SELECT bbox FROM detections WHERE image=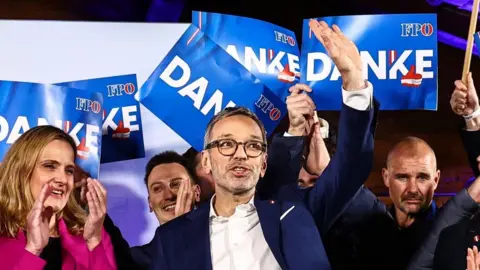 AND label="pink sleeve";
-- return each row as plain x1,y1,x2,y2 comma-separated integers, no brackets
0,237,46,270
88,227,117,270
